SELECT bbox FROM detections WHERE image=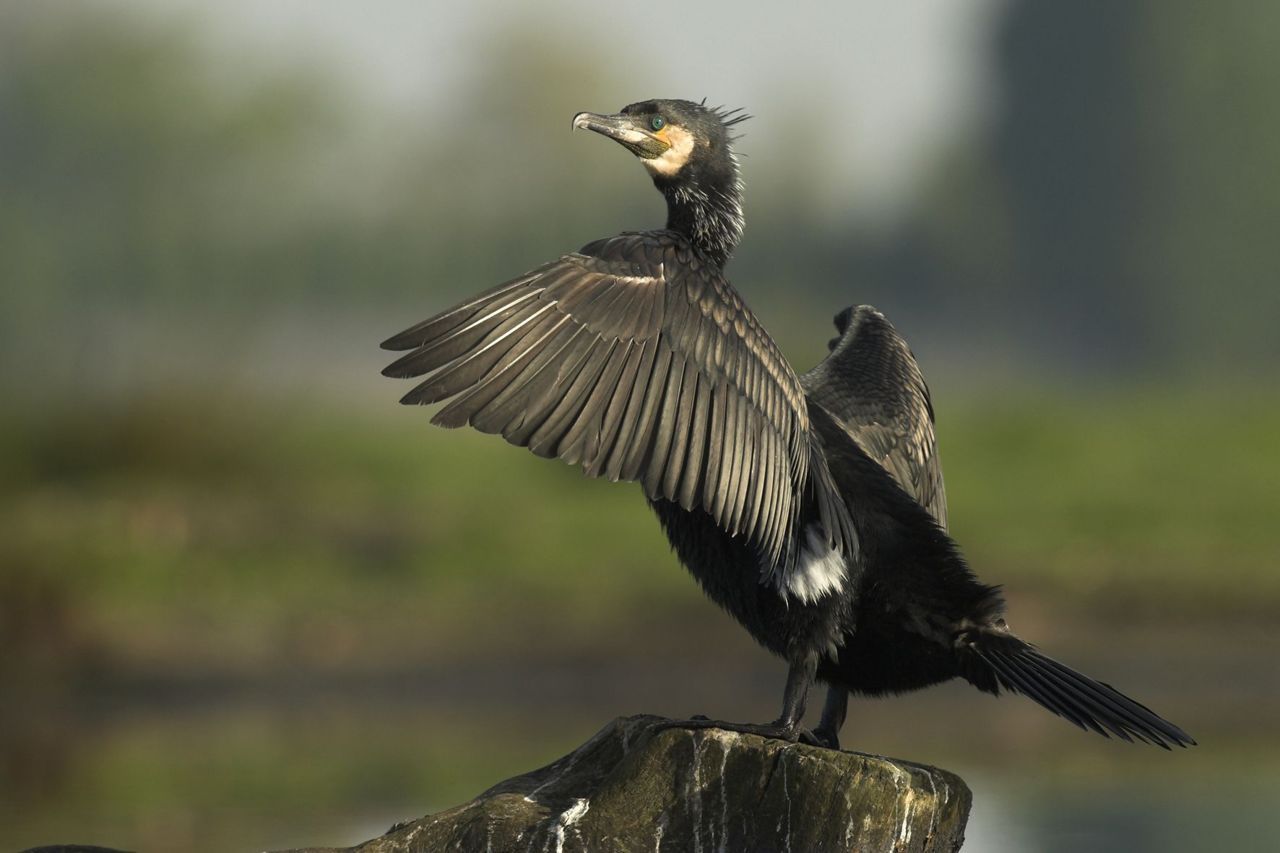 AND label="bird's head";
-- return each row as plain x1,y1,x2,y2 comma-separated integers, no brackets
572,98,749,268
572,98,747,185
